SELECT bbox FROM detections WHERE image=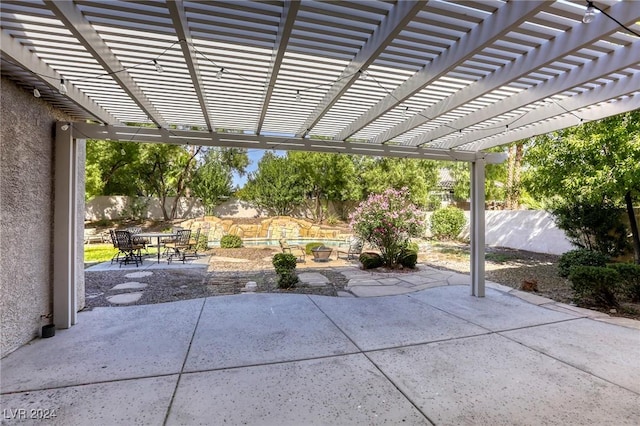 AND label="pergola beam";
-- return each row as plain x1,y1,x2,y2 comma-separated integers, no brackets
456,71,640,150
470,93,640,151
0,30,119,125
295,0,426,137
375,0,640,146
167,0,214,132
335,1,547,141
429,38,640,149
71,122,506,163
45,0,168,128
257,1,300,135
